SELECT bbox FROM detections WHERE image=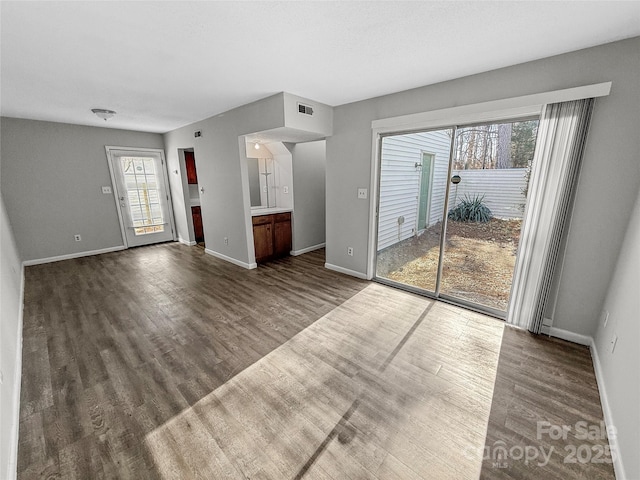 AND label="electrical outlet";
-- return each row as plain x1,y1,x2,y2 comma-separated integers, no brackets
101,186,112,194
347,247,353,256
610,334,618,353
74,234,82,242
283,186,289,194
357,188,368,199
603,310,610,328
224,237,229,245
